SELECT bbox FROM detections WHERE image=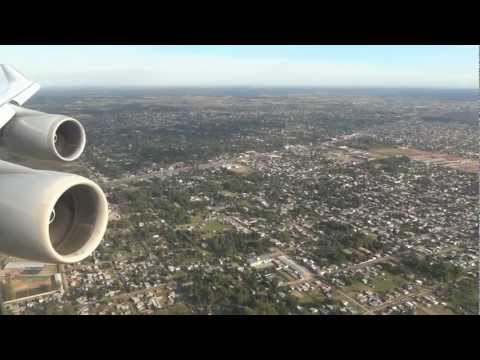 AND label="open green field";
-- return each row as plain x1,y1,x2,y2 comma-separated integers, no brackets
156,303,192,315
176,213,204,231
190,214,203,225
200,219,232,238
342,280,370,297
443,277,478,315
293,290,327,305
176,211,216,230
415,304,455,315
343,272,408,297
370,274,407,294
